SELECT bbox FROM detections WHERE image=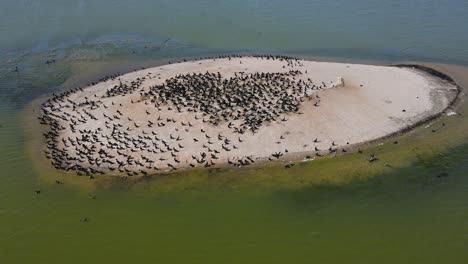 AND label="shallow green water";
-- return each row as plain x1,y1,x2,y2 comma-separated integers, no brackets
2,109,468,263
1,1,468,263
